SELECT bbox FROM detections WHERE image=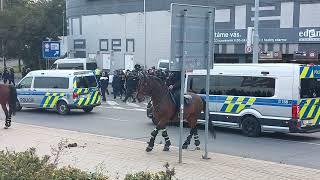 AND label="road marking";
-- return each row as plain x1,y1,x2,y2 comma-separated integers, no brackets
126,102,140,108
106,101,119,106
97,106,146,112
